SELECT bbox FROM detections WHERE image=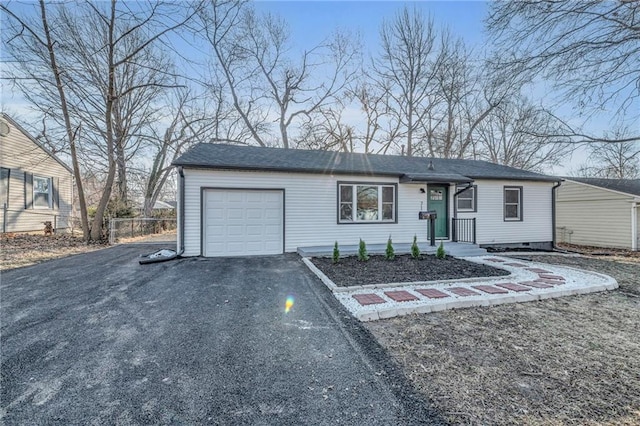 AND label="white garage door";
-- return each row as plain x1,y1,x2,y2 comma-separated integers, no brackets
203,189,284,257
